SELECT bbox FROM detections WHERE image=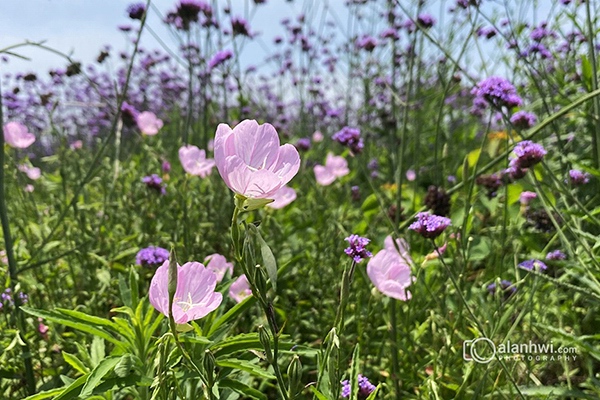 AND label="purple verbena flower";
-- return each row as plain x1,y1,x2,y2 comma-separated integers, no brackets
471,76,523,109
121,101,139,128
356,35,377,52
510,111,537,130
231,17,252,36
546,250,566,260
416,14,436,29
511,141,546,169
568,169,590,186
409,212,451,239
344,235,372,263
126,2,146,20
341,374,377,399
518,259,548,272
332,126,364,154
295,137,311,151
208,50,233,70
142,174,167,195
136,246,170,267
